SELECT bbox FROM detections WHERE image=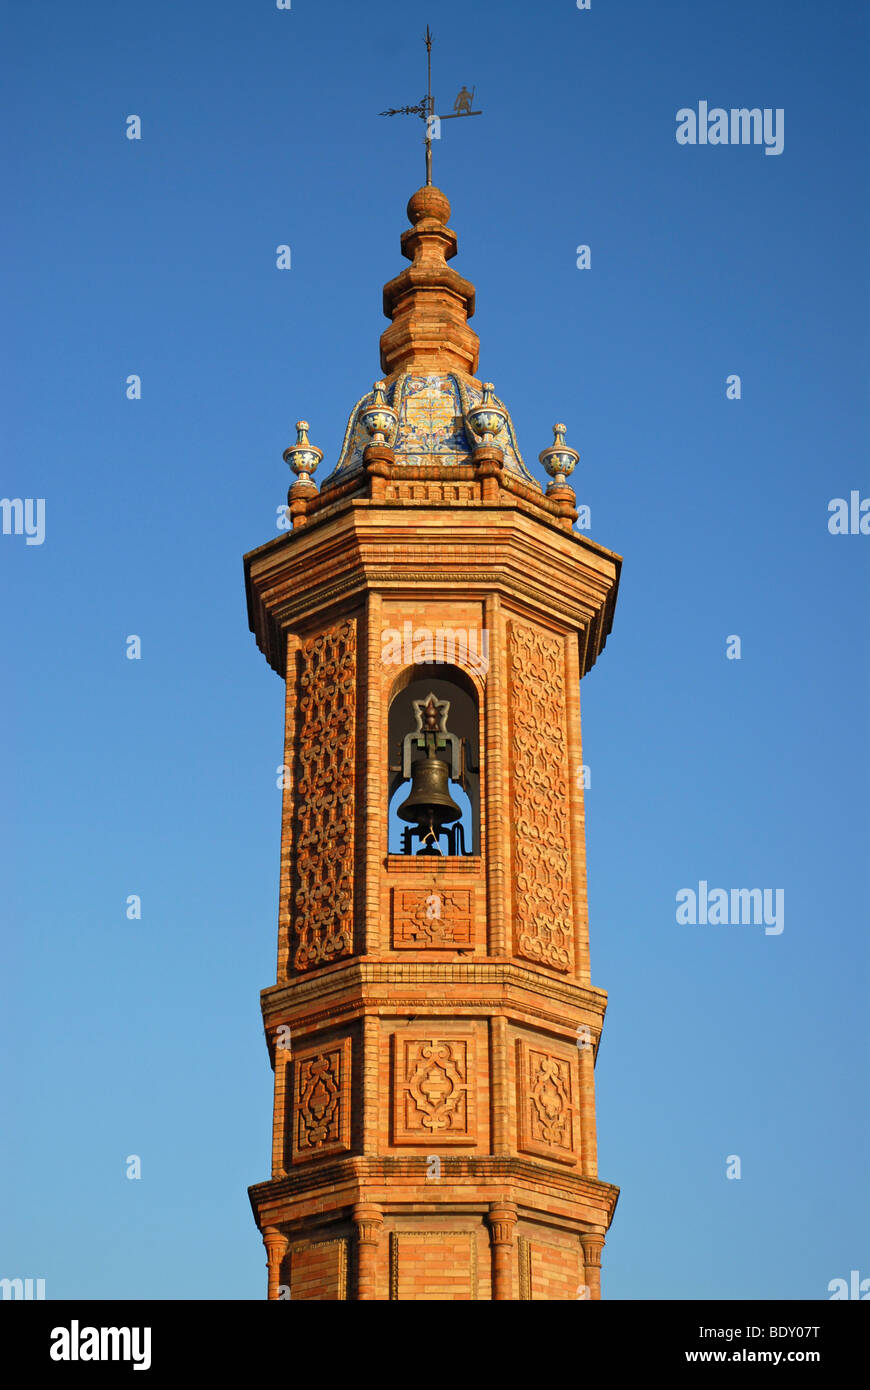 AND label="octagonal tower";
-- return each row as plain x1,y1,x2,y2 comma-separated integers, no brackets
245,186,621,1301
